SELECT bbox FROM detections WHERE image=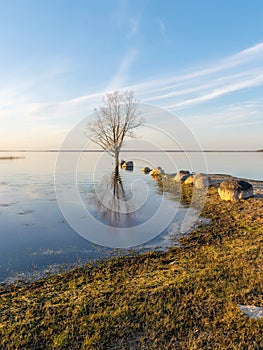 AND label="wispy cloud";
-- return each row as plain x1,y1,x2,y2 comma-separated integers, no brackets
128,41,263,112
113,0,141,37
1,41,263,148
126,41,263,98
3,41,263,121
106,48,139,90
164,72,263,110
183,99,263,131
